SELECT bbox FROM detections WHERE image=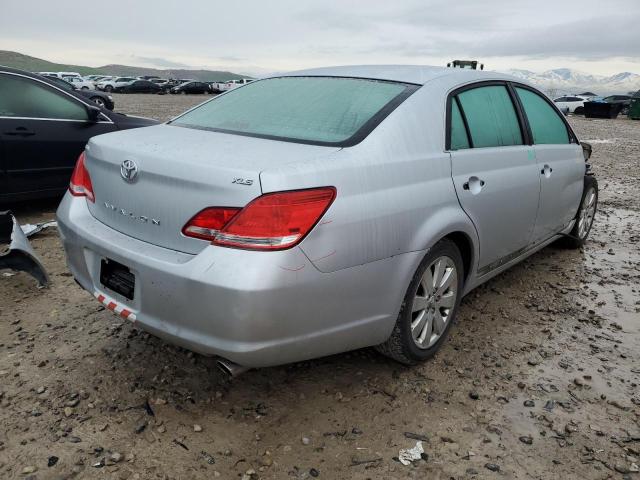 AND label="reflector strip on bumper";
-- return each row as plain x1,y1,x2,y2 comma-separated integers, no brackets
94,292,137,321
